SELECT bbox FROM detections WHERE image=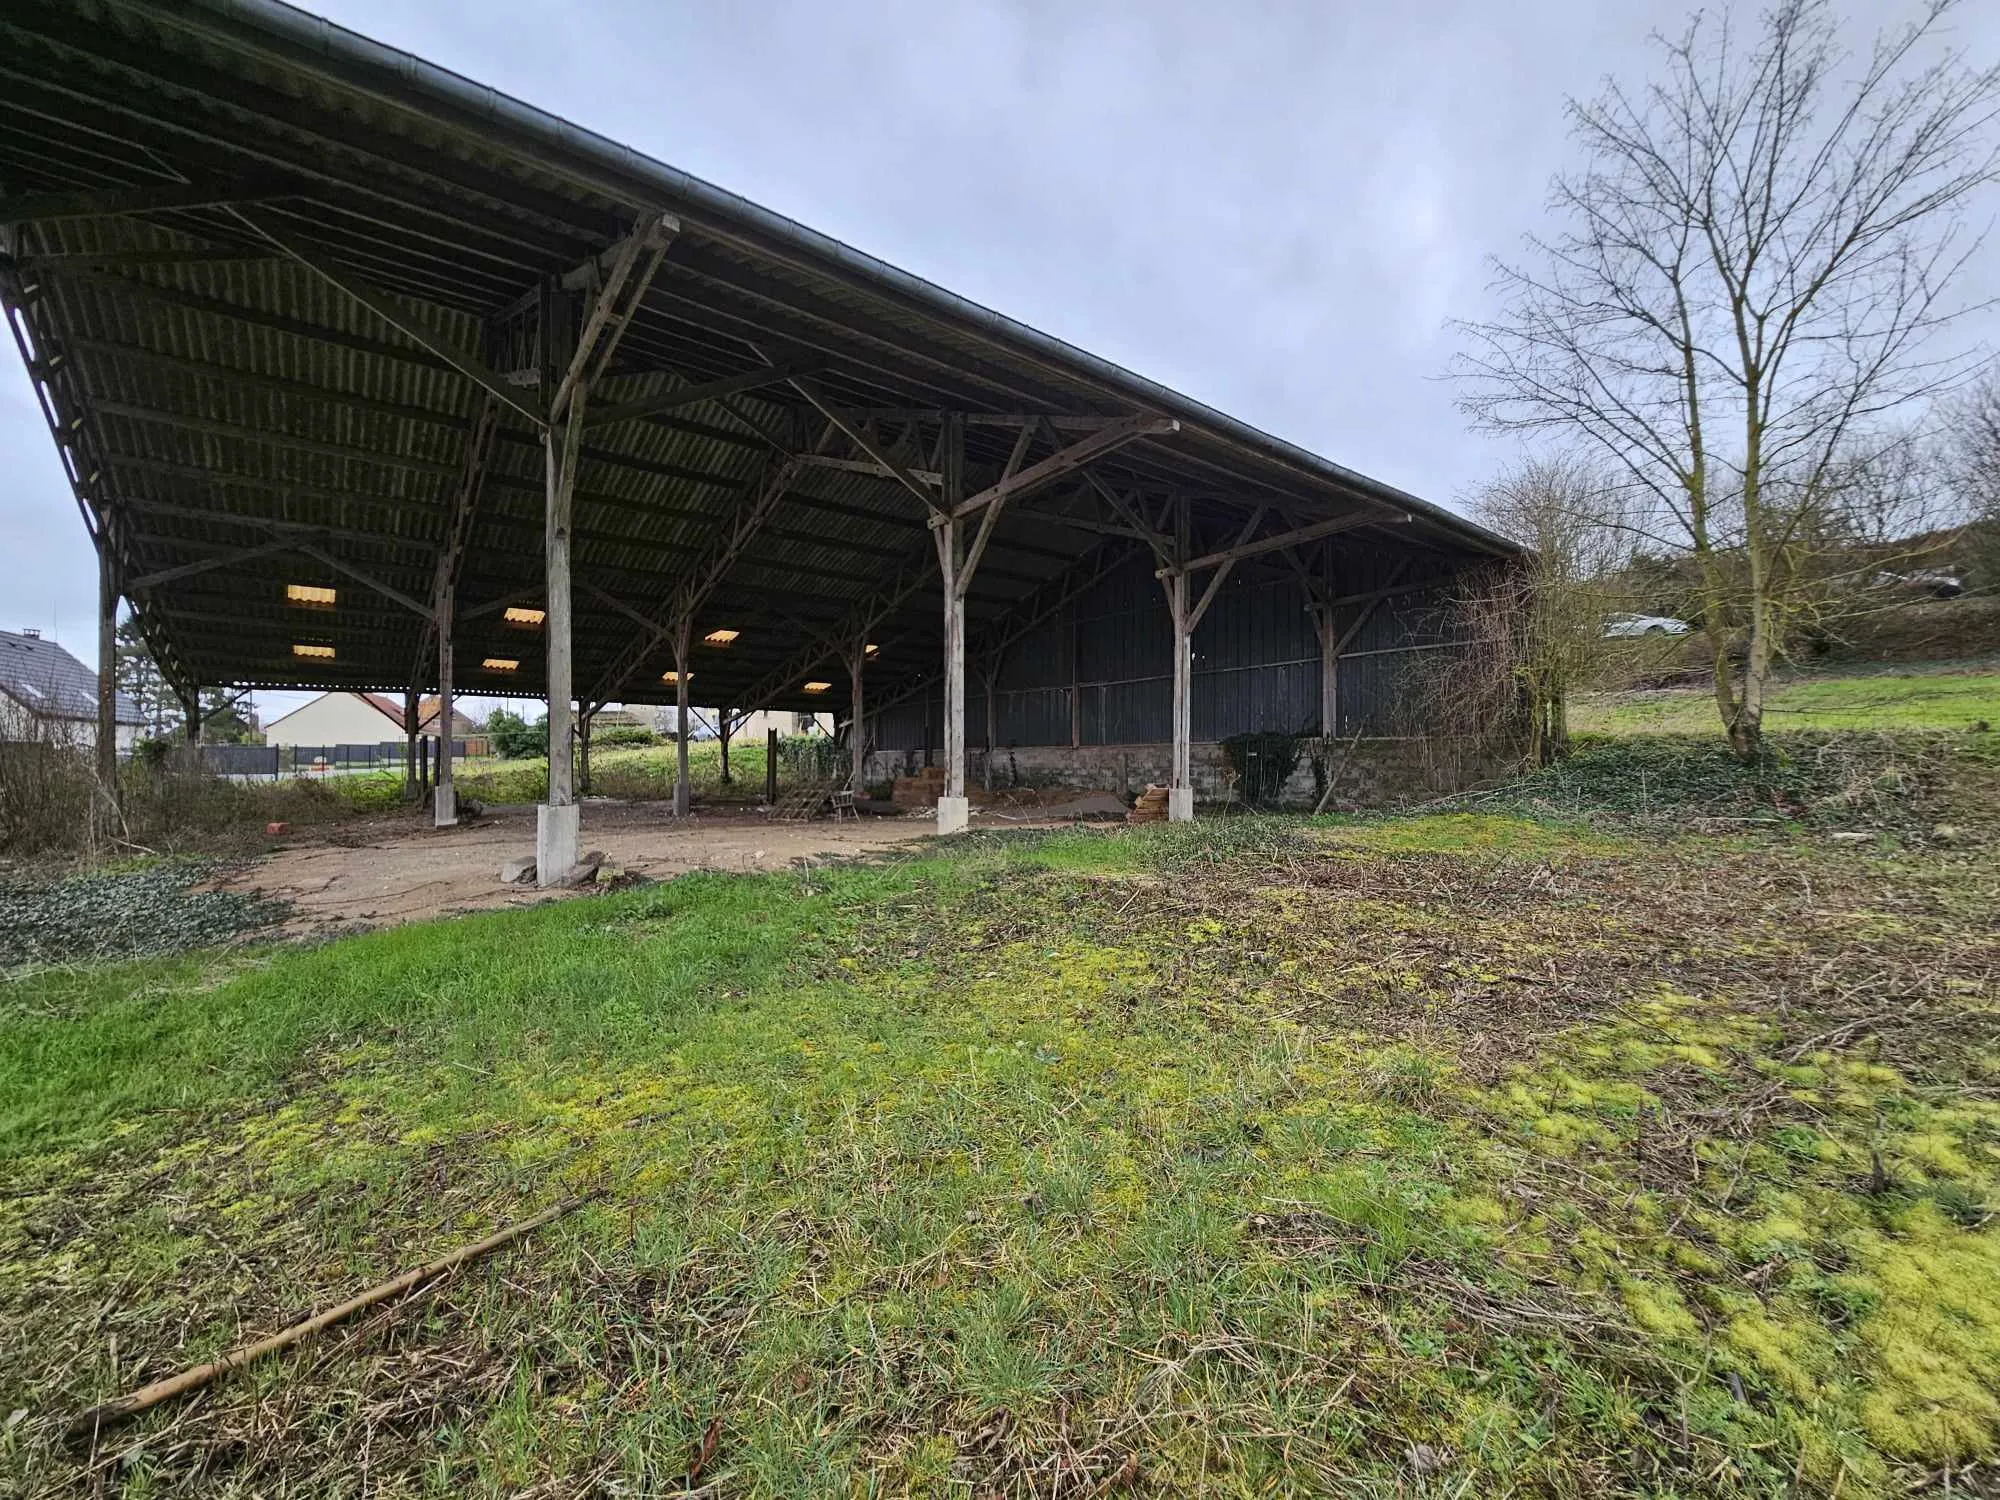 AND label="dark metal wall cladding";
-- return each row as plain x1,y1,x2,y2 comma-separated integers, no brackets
870,553,1469,750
